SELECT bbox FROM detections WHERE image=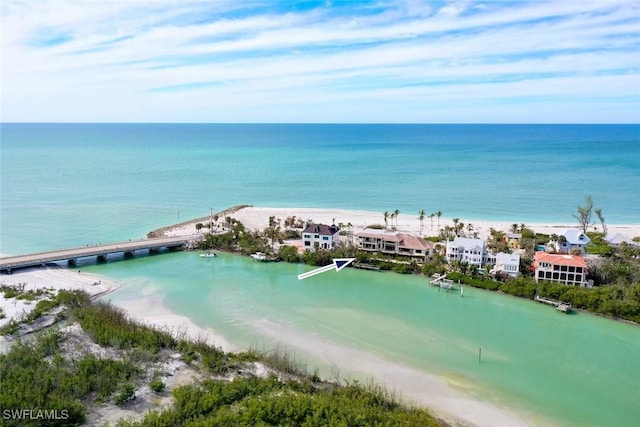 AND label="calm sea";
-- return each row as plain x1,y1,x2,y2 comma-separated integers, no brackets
1,123,638,253
1,124,640,426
